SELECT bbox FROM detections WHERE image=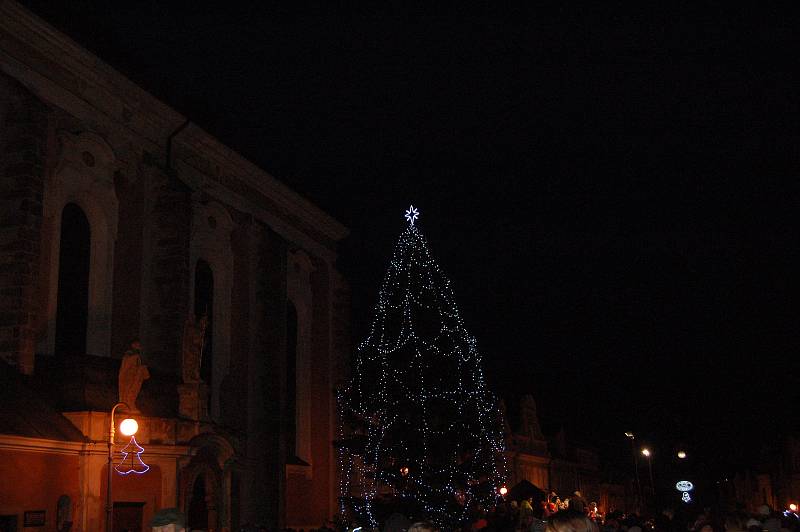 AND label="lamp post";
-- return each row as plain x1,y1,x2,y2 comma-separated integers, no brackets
641,447,655,506
625,432,643,511
106,402,138,532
